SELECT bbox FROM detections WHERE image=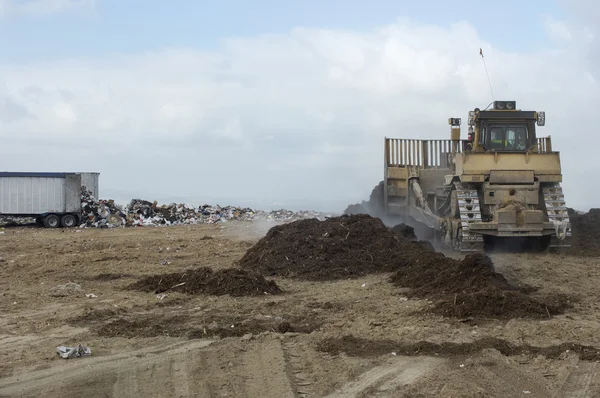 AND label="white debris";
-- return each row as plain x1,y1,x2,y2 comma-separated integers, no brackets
57,344,92,359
